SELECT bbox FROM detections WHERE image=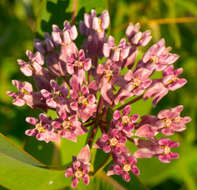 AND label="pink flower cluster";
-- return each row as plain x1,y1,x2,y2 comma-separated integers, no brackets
8,9,191,188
